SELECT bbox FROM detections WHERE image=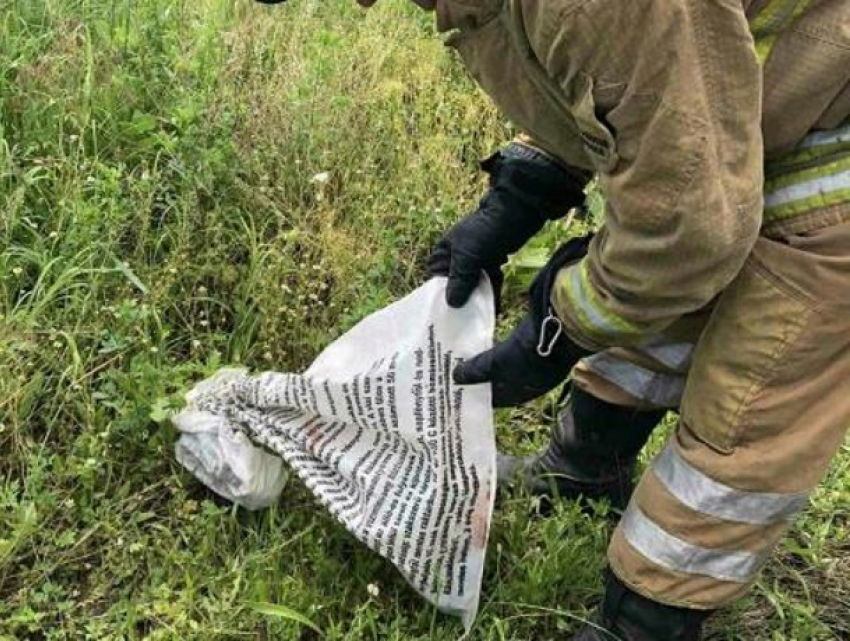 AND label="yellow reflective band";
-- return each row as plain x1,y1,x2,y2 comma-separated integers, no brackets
765,154,850,193
766,123,850,180
764,186,850,221
562,260,643,342
749,0,813,66
764,156,850,221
